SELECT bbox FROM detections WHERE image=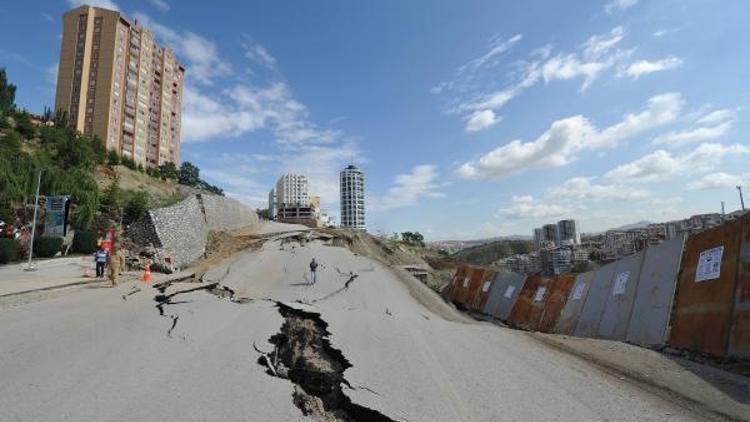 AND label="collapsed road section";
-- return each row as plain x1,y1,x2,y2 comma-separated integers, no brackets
256,302,397,422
